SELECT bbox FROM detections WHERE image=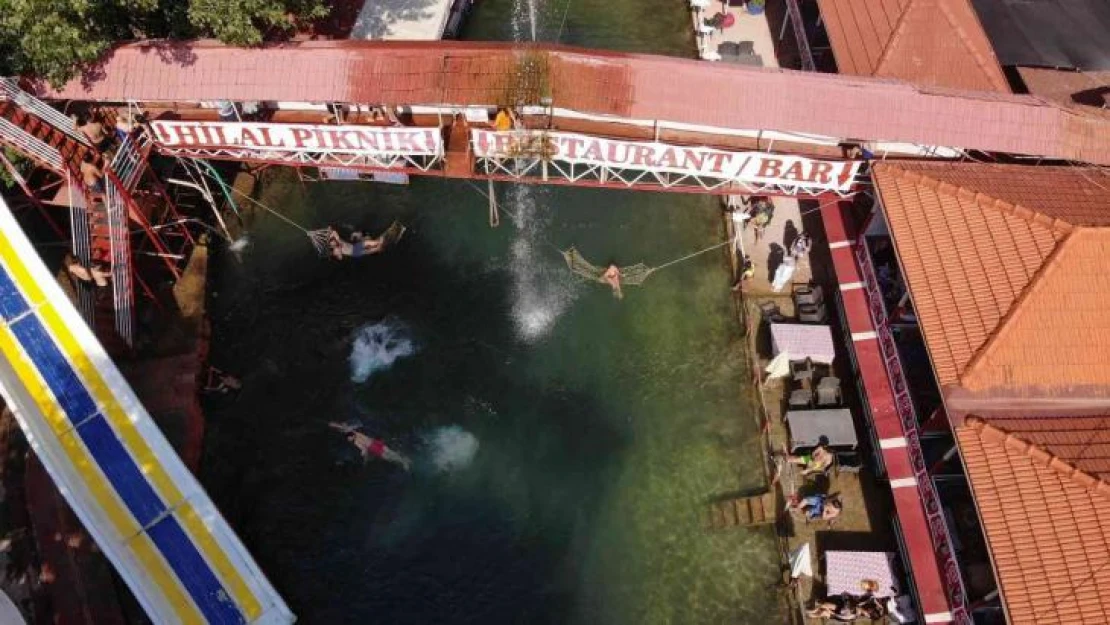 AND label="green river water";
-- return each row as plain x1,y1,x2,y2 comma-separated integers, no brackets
201,1,788,623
